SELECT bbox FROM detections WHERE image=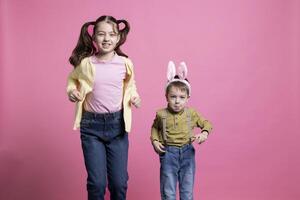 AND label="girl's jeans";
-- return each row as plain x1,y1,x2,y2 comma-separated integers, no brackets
160,144,195,200
80,110,128,200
